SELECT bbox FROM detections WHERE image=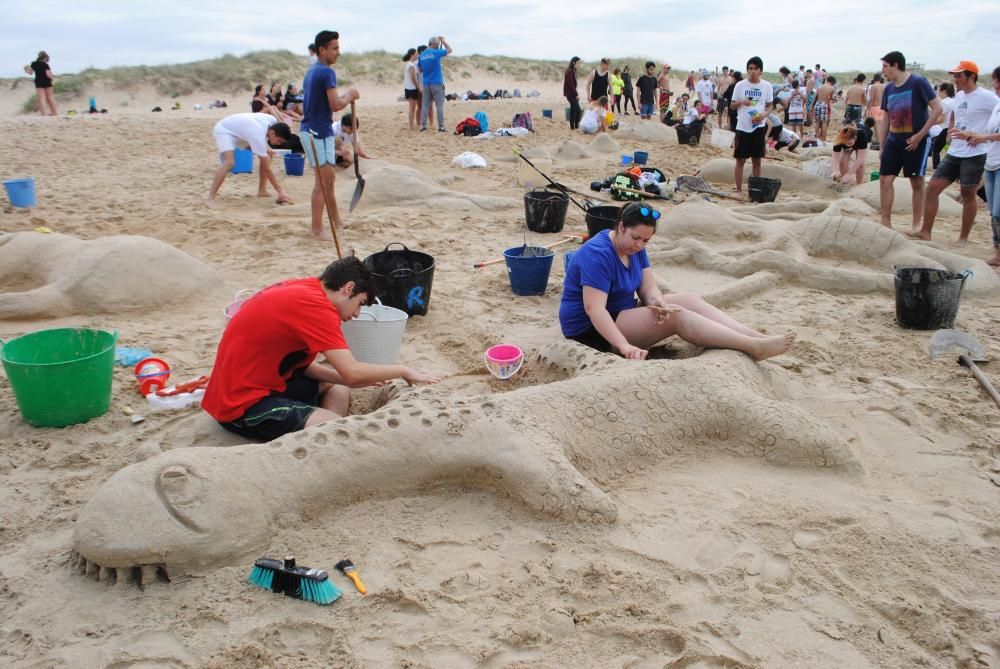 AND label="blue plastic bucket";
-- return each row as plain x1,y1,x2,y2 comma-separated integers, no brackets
621,155,634,166
3,178,36,208
504,246,554,296
230,148,253,174
284,153,304,176
633,151,649,165
542,109,553,119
